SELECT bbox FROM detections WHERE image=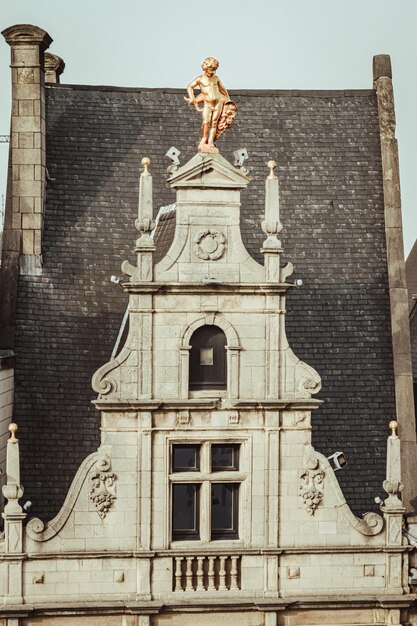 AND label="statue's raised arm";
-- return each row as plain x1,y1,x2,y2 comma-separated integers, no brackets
184,57,237,152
